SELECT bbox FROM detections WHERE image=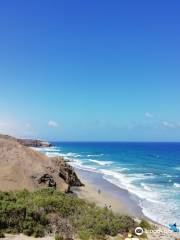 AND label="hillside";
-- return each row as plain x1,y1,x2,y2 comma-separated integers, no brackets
0,134,158,240
0,134,82,192
0,188,140,239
